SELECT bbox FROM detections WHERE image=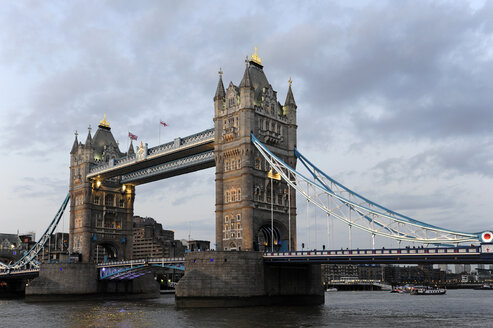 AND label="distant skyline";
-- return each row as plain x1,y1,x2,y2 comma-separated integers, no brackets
1,1,493,249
